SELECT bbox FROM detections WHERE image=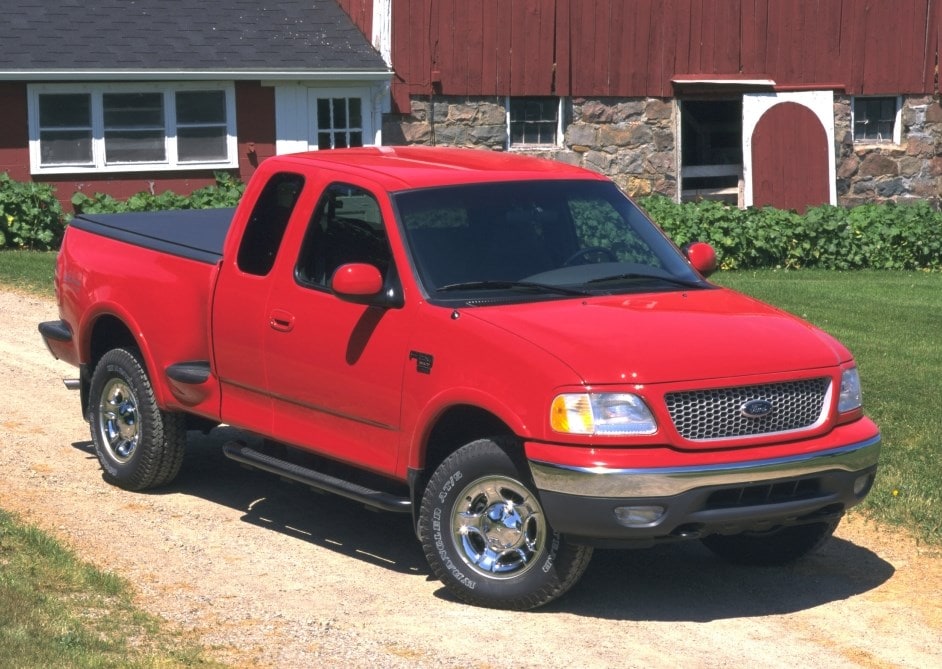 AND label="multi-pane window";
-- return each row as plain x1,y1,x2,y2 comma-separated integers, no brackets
103,93,166,163
29,84,236,173
315,97,364,149
853,96,899,143
176,90,229,162
509,97,560,147
38,94,93,166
